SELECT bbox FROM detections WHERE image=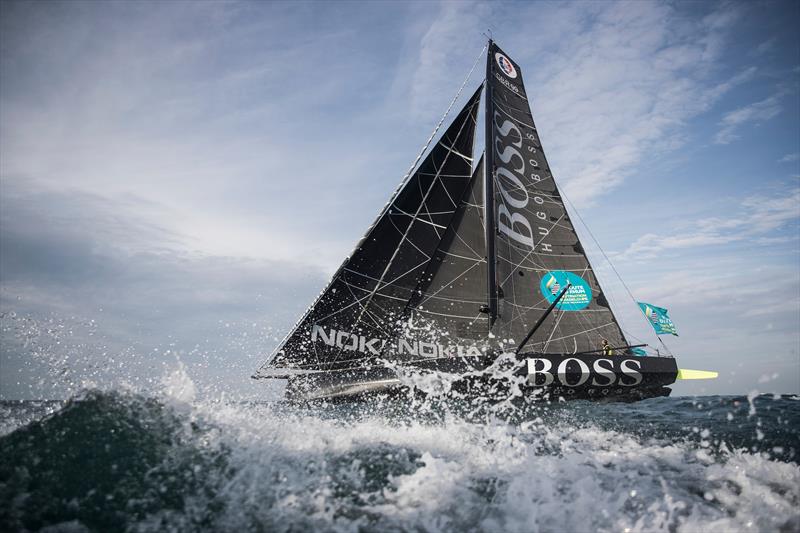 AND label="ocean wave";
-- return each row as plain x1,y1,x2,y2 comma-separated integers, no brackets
1,374,798,532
